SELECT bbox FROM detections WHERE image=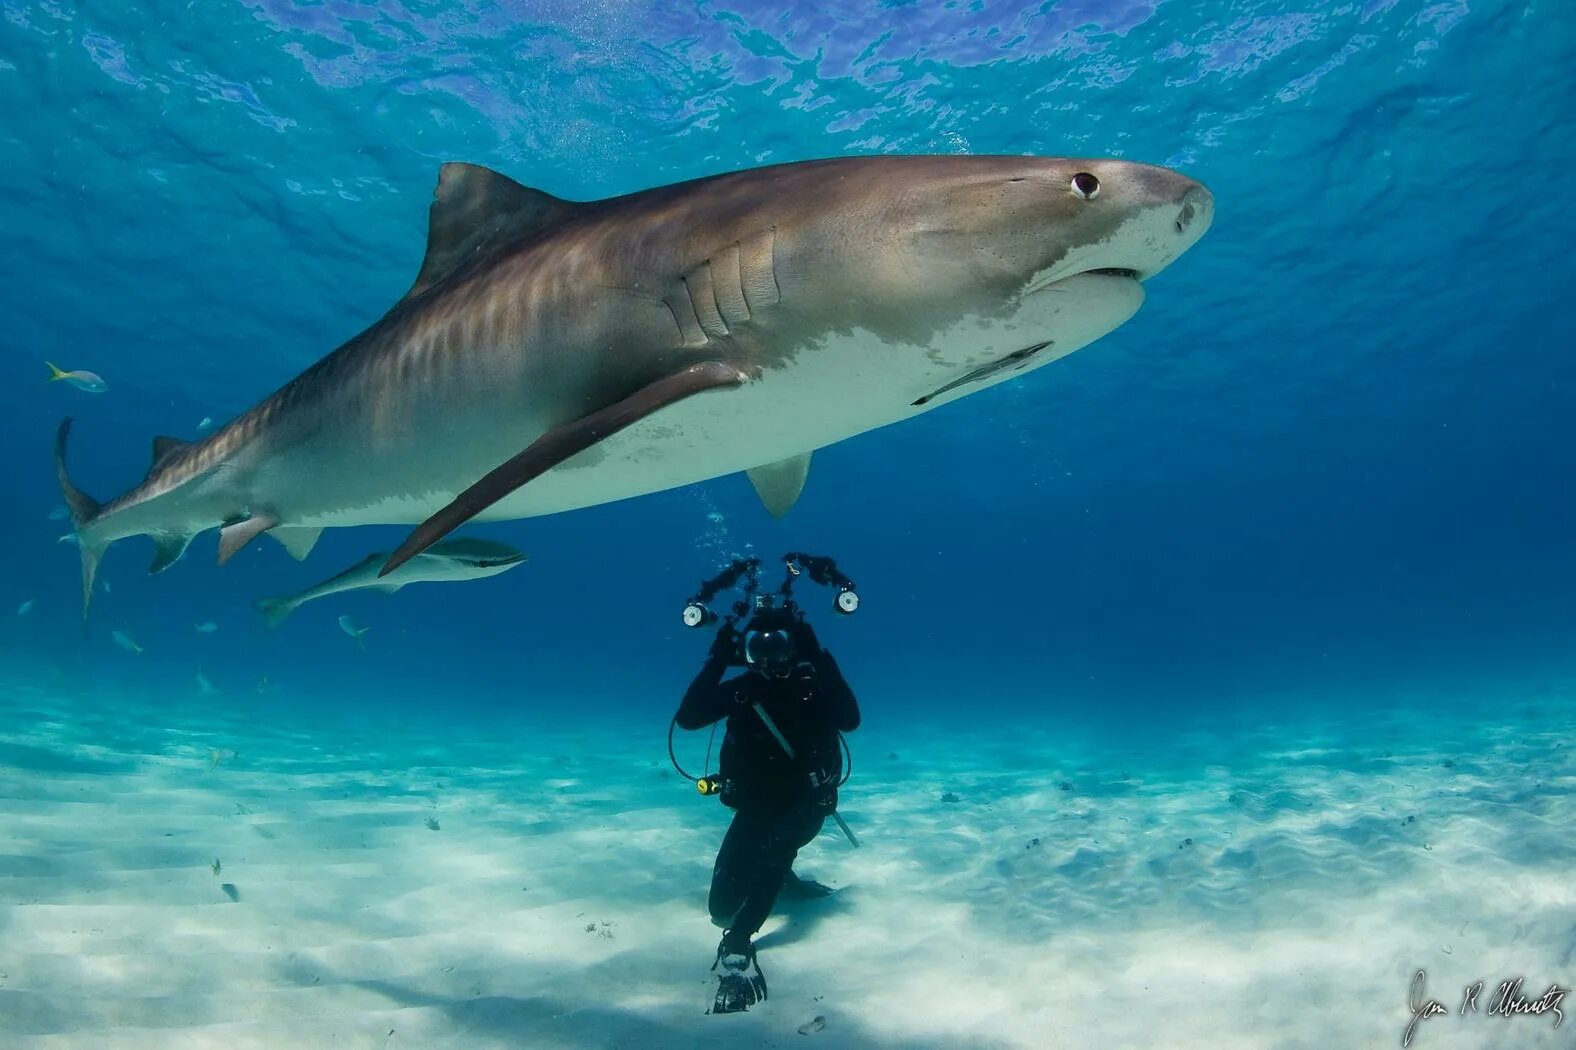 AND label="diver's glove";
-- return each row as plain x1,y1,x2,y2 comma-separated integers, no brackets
708,623,740,664
710,934,768,1014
